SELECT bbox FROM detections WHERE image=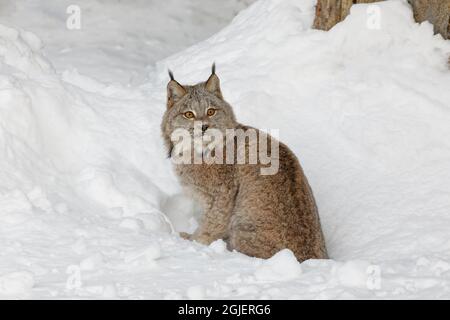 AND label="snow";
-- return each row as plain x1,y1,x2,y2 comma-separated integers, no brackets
254,249,302,281
0,0,449,299
0,271,35,298
0,0,254,84
186,285,206,300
